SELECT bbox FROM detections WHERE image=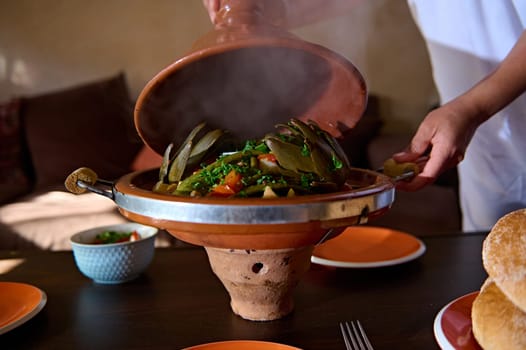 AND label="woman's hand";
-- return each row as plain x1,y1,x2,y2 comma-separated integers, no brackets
202,0,220,24
392,97,482,191
201,0,361,28
394,30,526,191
